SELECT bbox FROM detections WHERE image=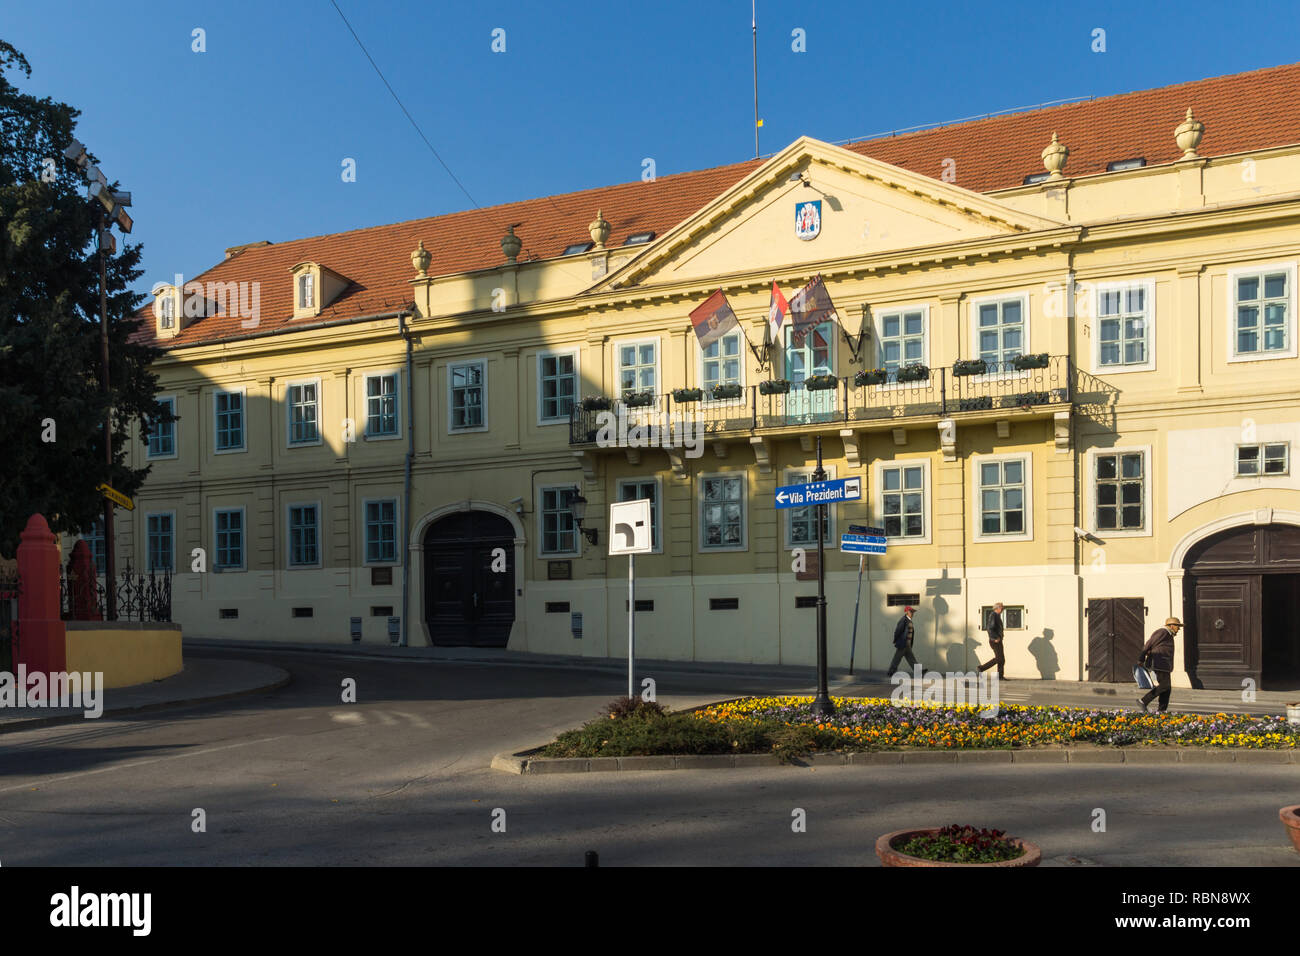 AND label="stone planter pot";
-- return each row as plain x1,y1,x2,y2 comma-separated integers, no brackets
875,827,1041,868
1286,702,1300,726
1281,806,1300,853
